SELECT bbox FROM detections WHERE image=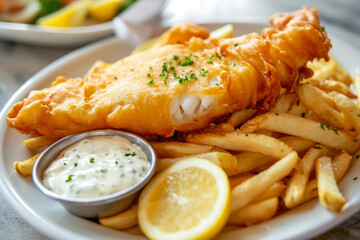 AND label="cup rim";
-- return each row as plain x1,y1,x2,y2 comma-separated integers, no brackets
32,129,157,204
